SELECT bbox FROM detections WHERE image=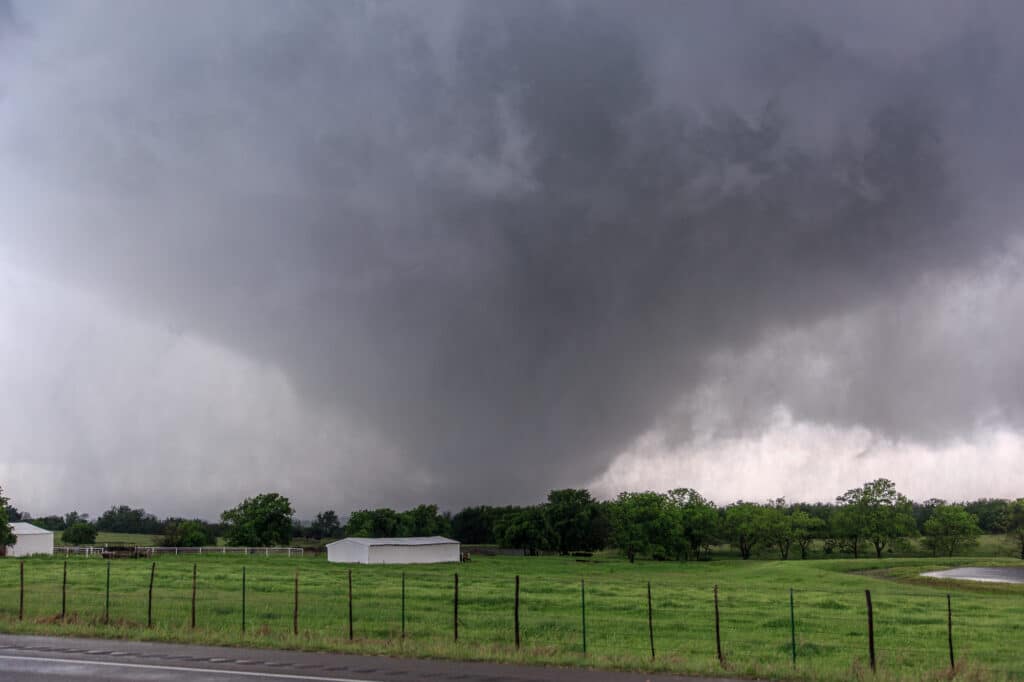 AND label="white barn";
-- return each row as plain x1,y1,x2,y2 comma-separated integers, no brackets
5,522,55,557
327,536,460,564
